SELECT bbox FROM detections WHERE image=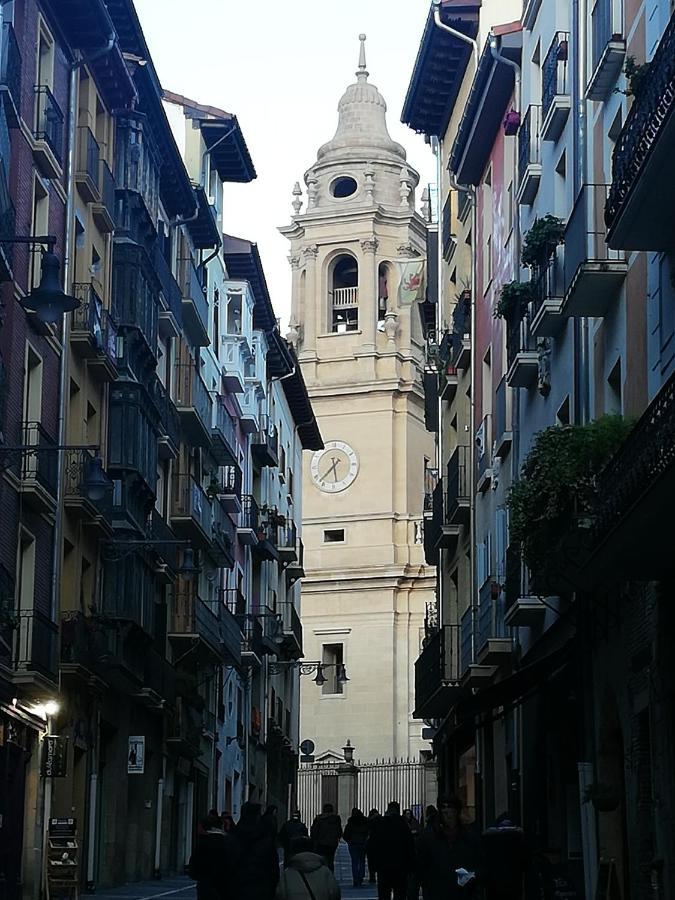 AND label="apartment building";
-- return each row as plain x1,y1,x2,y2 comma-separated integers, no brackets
0,1,320,895
404,0,675,896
